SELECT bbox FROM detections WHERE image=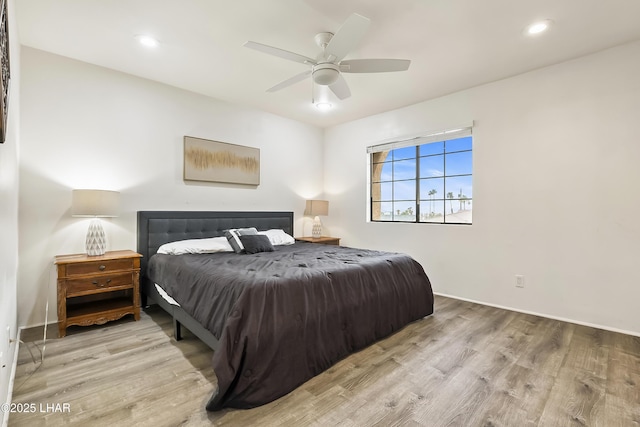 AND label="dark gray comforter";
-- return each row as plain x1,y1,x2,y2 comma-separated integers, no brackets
147,242,433,410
